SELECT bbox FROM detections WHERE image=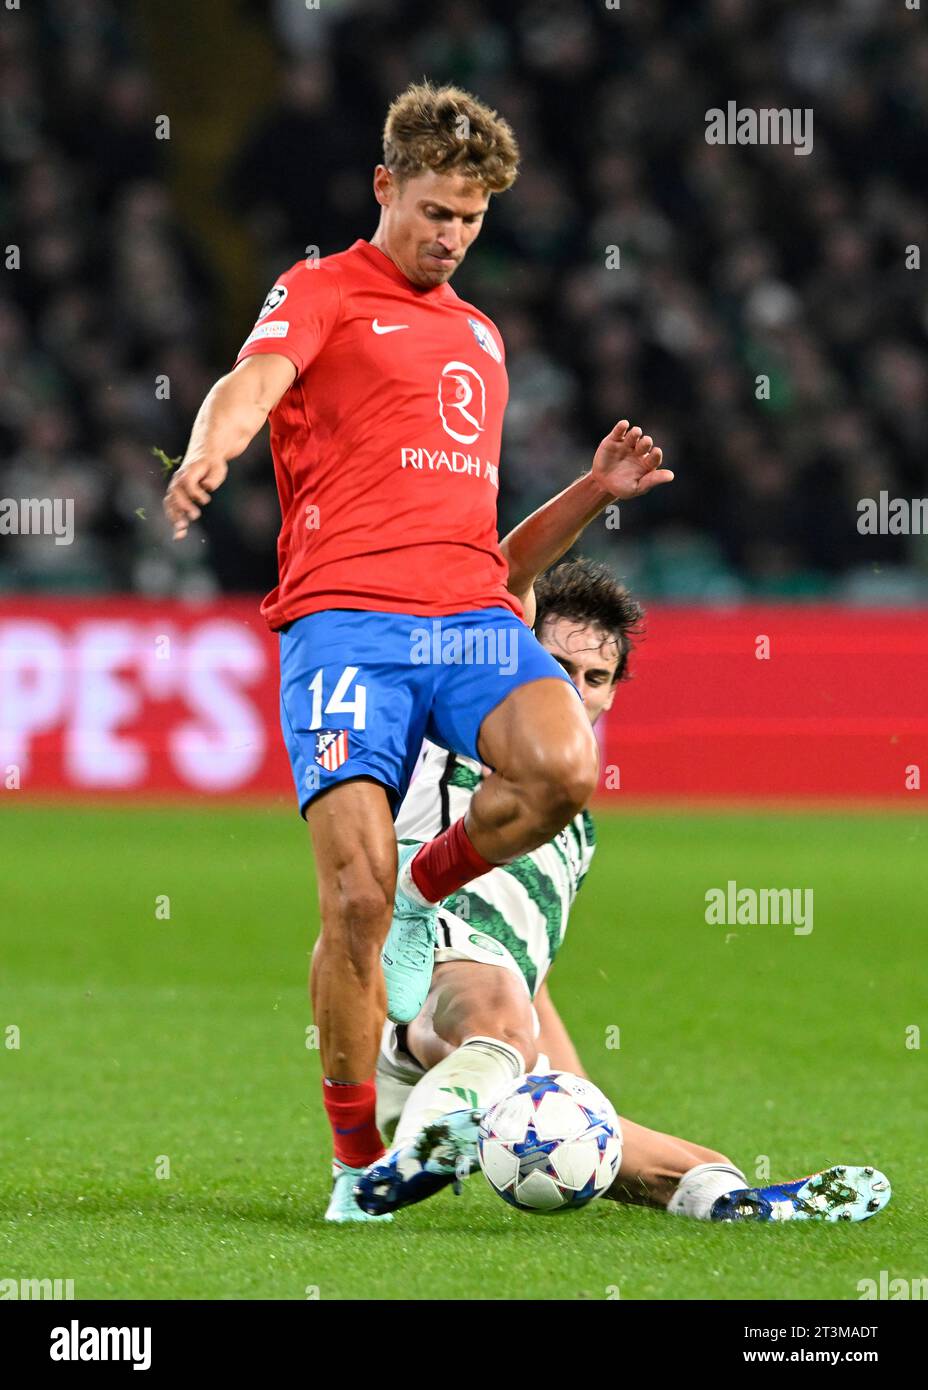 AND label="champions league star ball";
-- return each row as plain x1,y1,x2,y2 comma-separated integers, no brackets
477,1072,623,1213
